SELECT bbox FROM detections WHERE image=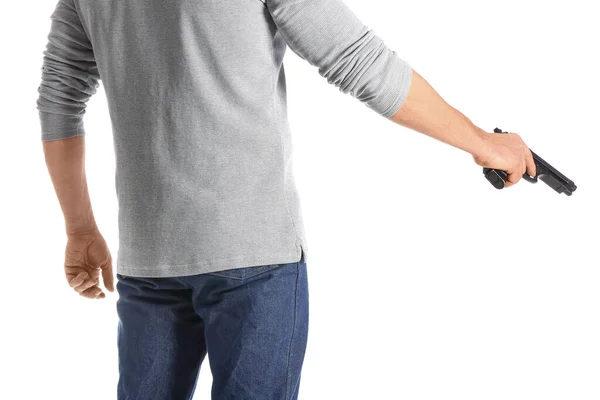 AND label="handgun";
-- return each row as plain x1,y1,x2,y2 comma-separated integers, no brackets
482,128,577,196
